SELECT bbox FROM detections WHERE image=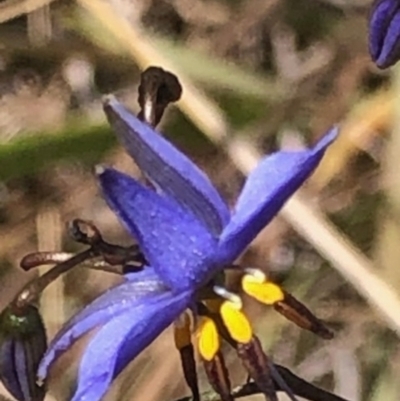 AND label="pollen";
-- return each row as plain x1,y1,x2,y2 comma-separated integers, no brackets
242,274,284,305
220,301,253,344
196,317,220,361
